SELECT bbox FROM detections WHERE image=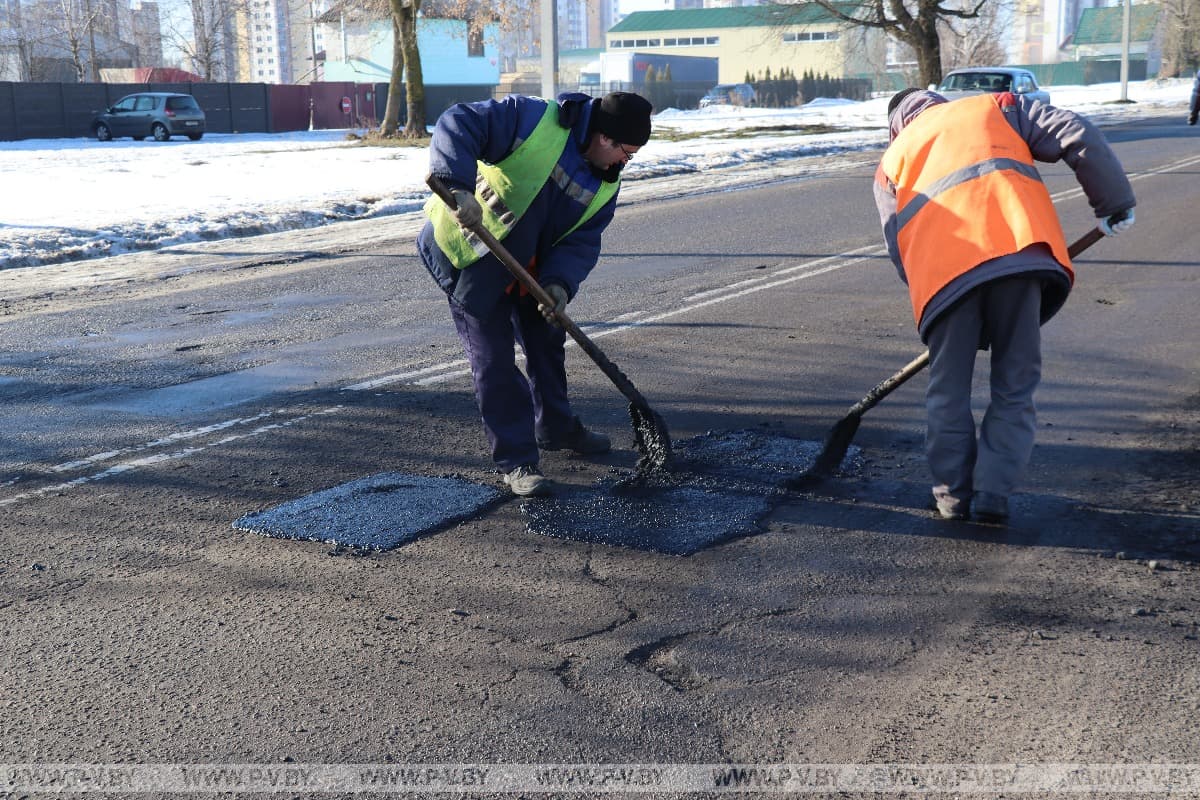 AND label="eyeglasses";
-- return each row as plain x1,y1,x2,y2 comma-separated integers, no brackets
612,139,636,161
